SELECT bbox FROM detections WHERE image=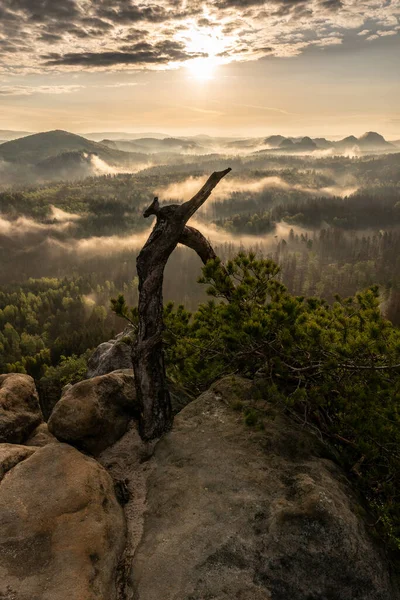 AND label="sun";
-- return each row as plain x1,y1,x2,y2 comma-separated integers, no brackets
180,23,227,81
186,56,219,81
